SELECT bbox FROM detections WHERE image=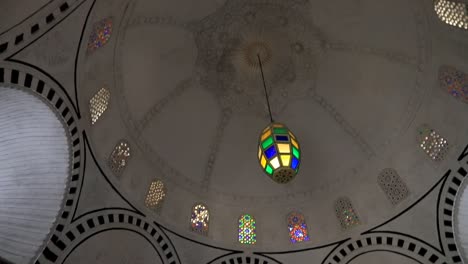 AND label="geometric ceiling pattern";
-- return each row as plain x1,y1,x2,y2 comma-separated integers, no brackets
0,0,468,263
